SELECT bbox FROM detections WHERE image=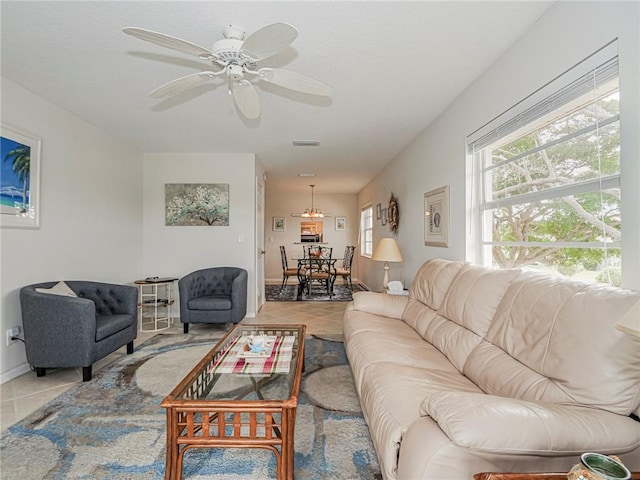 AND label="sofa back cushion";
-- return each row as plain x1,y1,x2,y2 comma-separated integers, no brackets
464,271,640,415
423,265,520,372
409,259,467,310
404,260,520,372
403,260,467,337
